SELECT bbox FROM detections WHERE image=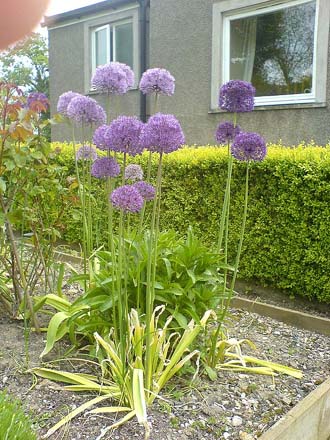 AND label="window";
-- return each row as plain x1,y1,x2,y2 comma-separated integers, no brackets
92,19,134,72
84,5,139,91
211,0,330,108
